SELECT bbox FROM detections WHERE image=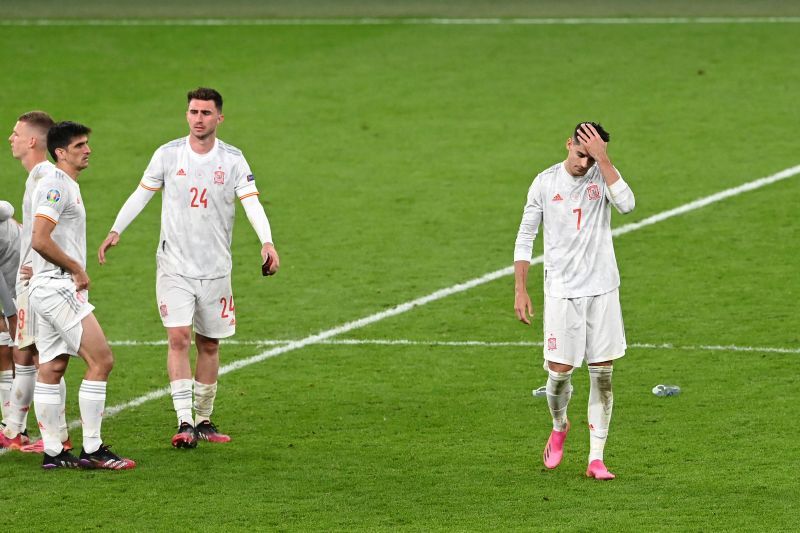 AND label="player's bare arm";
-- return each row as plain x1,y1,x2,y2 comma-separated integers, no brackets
514,260,534,325
577,123,620,187
98,231,120,264
31,216,89,290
